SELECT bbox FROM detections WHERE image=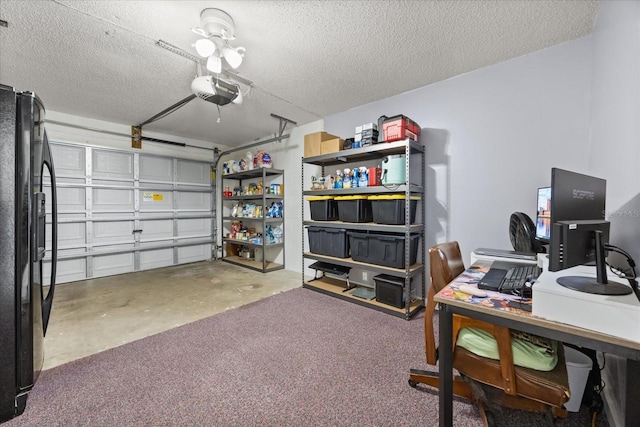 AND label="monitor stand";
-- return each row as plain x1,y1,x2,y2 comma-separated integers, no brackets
557,231,632,295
